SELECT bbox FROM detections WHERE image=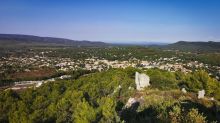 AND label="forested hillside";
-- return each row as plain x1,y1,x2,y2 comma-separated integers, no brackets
0,34,109,47
1,68,220,123
164,41,220,52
